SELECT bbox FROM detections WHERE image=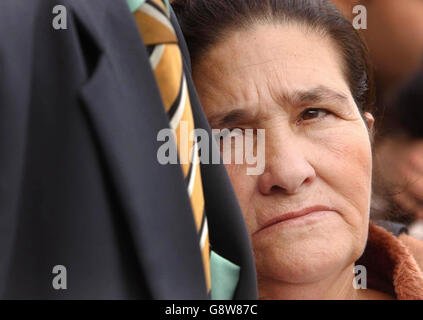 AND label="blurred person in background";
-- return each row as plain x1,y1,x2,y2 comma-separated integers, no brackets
381,69,423,239
330,0,423,237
